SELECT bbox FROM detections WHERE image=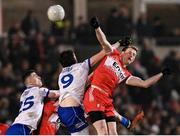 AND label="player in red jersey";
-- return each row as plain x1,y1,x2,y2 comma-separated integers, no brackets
0,123,9,135
33,99,59,135
83,17,171,135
